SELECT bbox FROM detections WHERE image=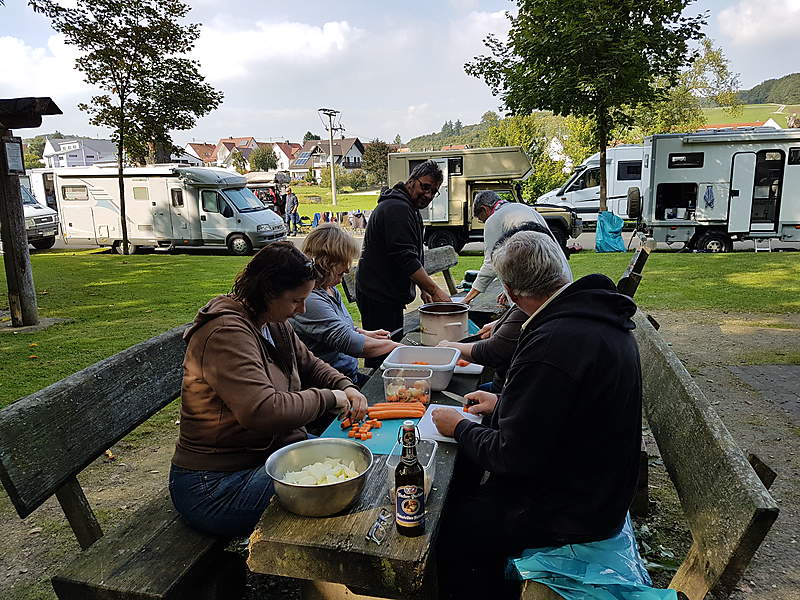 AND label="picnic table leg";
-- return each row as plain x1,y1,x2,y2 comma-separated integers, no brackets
443,268,458,296
520,580,566,600
302,581,389,600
